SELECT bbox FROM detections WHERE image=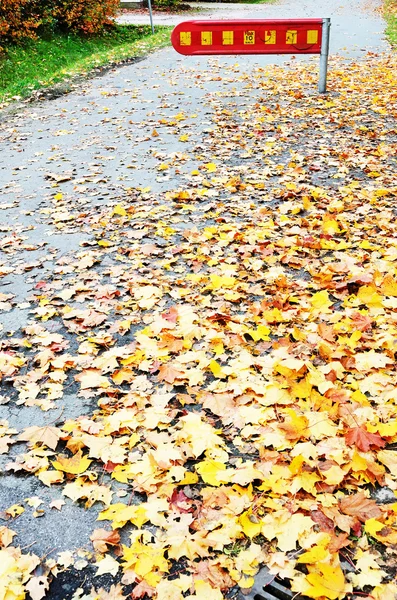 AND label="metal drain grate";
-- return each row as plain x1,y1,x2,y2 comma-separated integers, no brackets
238,566,307,600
